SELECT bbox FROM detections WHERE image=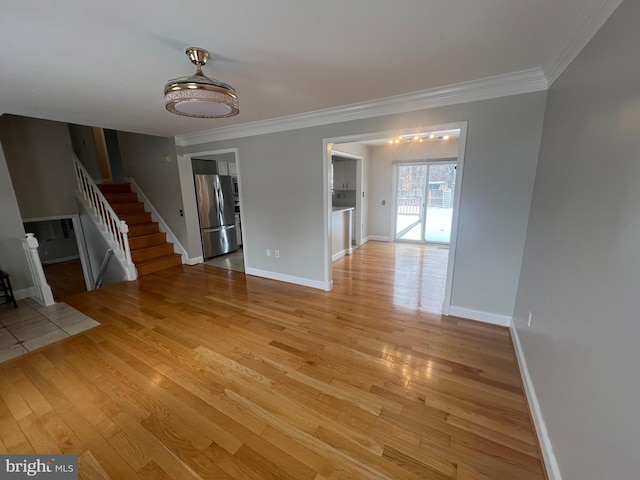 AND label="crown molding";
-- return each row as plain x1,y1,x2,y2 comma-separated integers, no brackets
175,68,548,146
544,0,623,86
